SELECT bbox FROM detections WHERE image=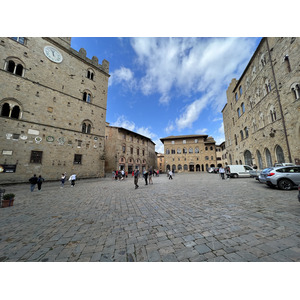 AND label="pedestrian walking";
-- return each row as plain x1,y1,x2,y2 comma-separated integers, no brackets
225,166,230,180
219,166,225,180
143,169,148,185
169,170,173,180
37,175,45,190
112,170,115,180
29,174,38,192
134,168,139,189
69,174,76,187
61,173,66,187
149,168,153,184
